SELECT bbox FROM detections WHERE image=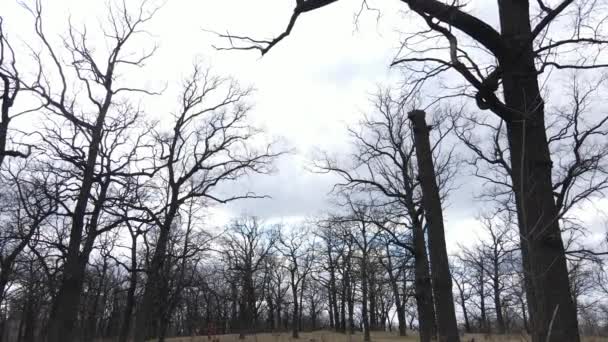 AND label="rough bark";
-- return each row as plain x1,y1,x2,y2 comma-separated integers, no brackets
413,223,437,342
409,110,460,342
497,2,580,341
